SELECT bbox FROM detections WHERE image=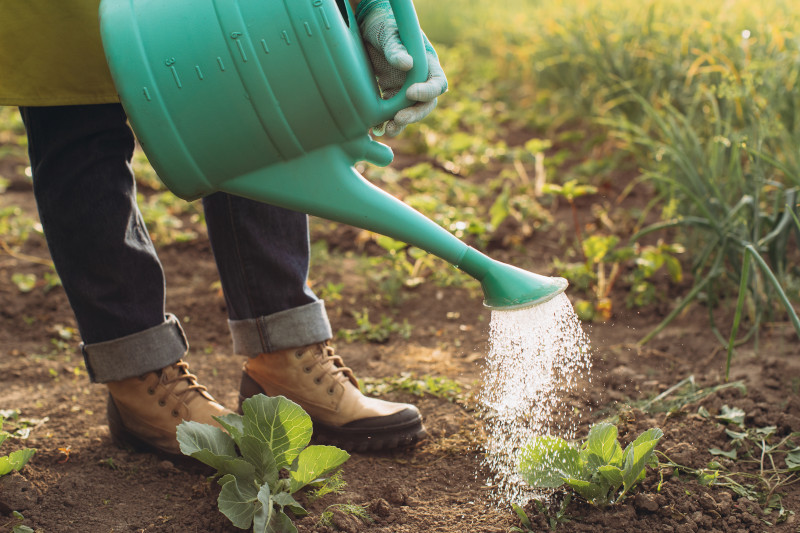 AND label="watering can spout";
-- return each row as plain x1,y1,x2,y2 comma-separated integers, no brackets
219,143,567,311
456,248,569,310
